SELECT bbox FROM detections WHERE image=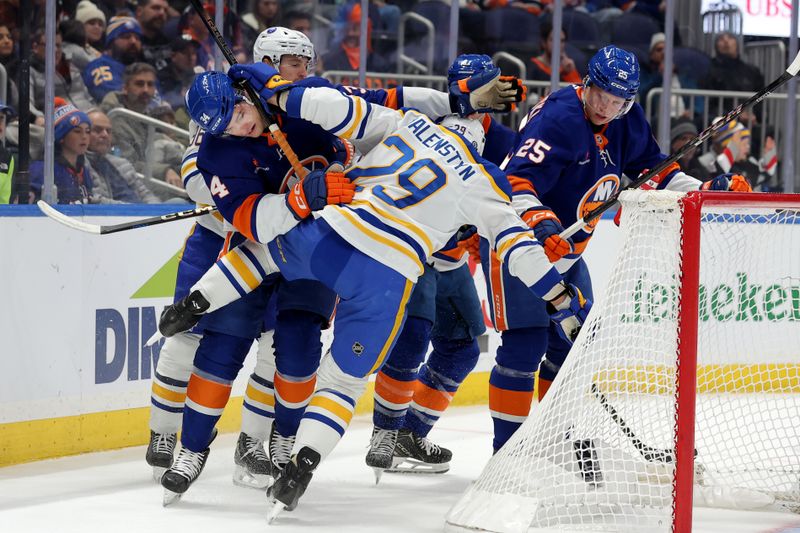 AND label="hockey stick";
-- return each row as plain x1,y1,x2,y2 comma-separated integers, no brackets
37,201,218,234
560,49,800,240
590,382,692,464
187,0,307,179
